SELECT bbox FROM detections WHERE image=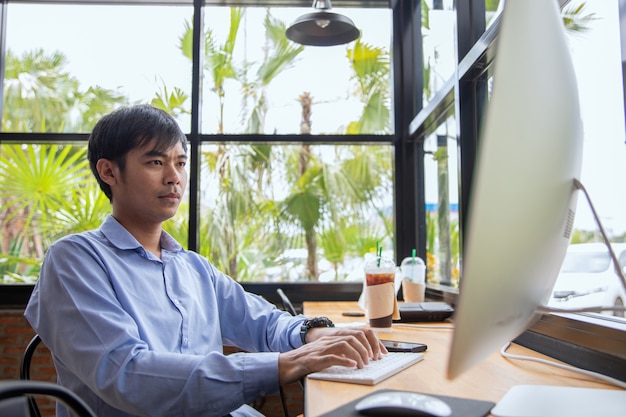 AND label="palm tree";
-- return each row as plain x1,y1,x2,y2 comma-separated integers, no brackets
345,39,391,134
268,37,394,281
241,10,304,134
0,144,95,275
2,49,78,132
180,8,243,134
1,48,124,280
2,49,125,133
